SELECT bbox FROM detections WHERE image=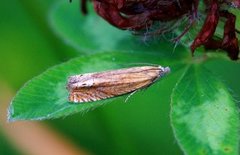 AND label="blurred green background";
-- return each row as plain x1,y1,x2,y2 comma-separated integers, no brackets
0,0,240,155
